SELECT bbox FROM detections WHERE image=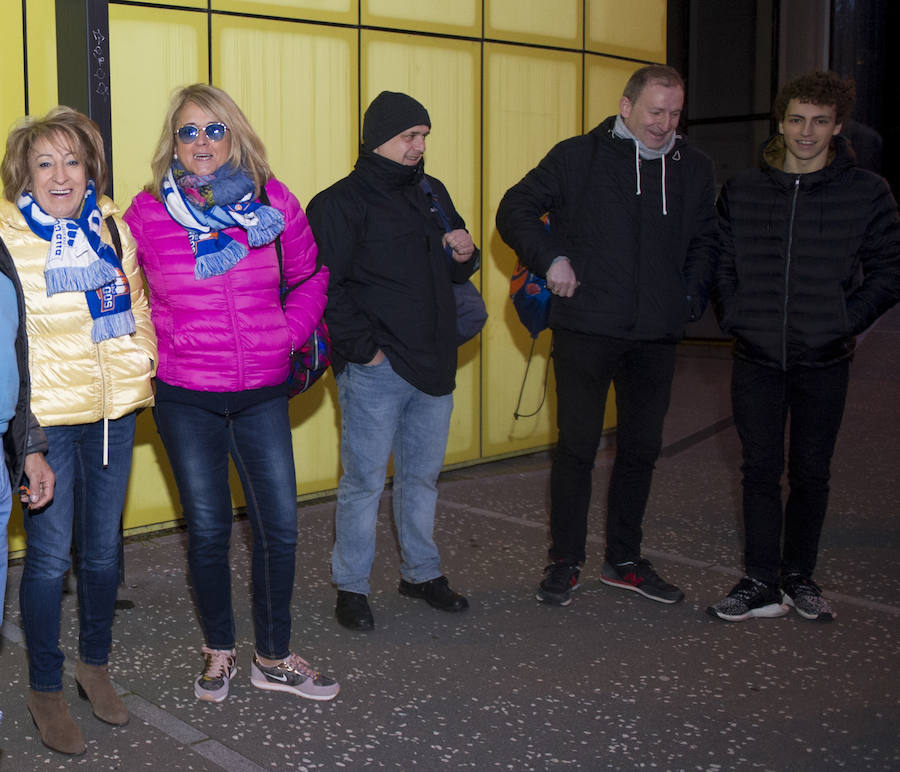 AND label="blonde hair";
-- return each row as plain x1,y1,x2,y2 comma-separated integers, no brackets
1,105,108,202
146,84,273,199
